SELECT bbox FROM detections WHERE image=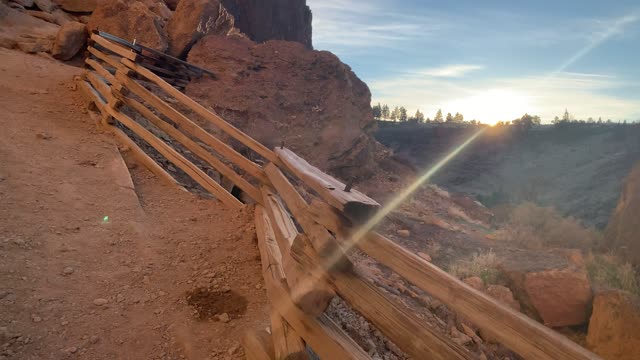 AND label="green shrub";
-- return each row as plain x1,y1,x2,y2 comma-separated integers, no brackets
449,250,502,285
586,253,640,295
495,202,601,250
